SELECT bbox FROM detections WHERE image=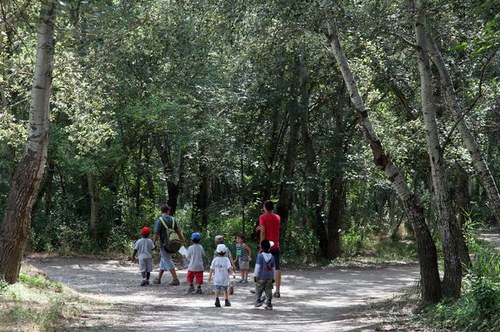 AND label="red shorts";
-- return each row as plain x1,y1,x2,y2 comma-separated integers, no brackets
187,270,204,285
